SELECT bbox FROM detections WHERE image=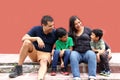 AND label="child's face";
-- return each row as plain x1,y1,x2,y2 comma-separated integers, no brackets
90,32,99,41
59,34,68,42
